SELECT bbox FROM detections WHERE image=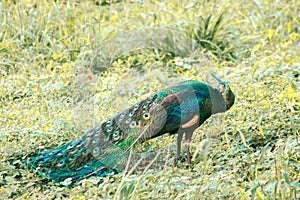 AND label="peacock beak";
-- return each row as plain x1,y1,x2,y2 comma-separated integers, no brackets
210,73,225,94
